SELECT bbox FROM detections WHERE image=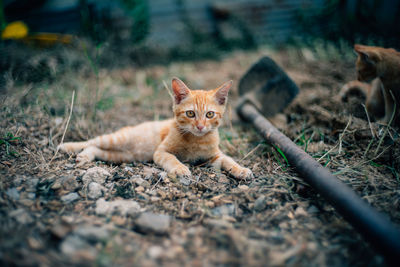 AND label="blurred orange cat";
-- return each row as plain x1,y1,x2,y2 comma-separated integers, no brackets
340,44,400,124
59,78,253,179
